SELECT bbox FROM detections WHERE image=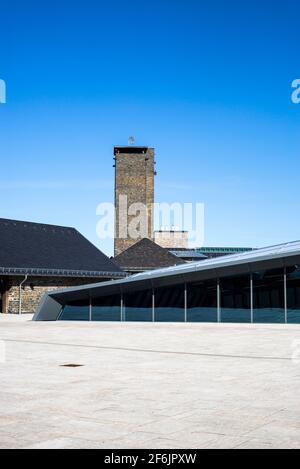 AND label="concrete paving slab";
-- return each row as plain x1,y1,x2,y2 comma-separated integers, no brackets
1,314,300,449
